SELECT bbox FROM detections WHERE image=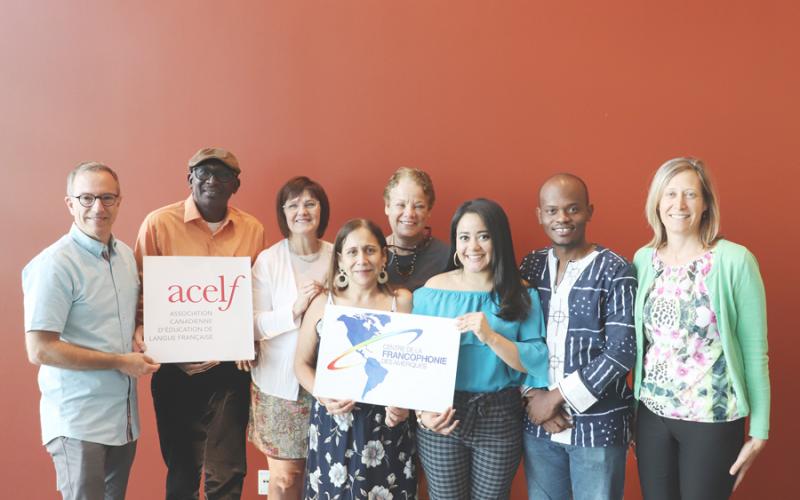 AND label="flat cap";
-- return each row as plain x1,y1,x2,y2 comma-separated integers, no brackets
188,147,241,174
